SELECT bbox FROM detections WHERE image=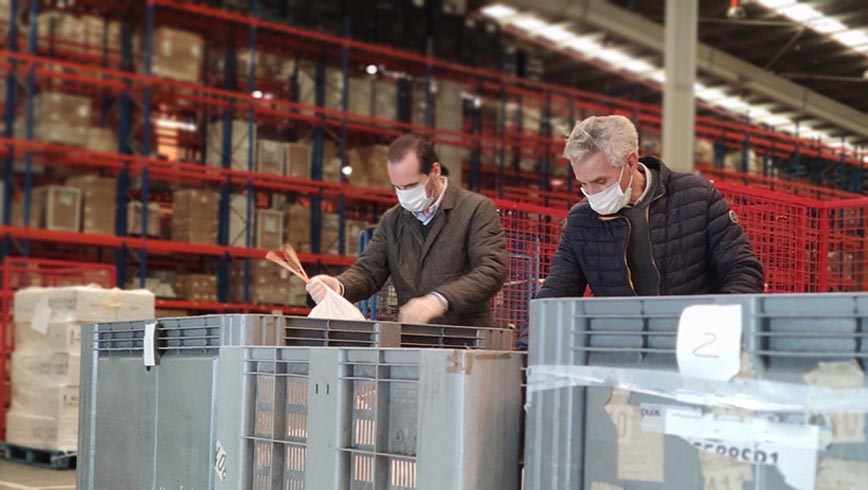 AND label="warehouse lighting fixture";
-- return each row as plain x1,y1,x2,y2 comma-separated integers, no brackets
341,165,353,176
539,25,576,44
156,119,197,132
512,16,547,32
777,4,822,22
620,59,656,74
756,0,796,8
481,2,856,149
480,4,516,19
806,17,846,34
252,90,264,99
833,30,868,48
566,36,602,54
694,84,727,102
755,1,868,56
365,64,379,75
